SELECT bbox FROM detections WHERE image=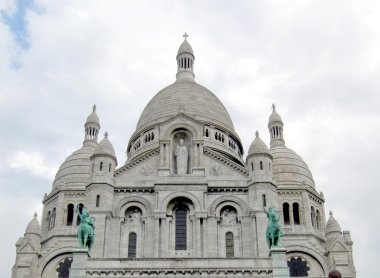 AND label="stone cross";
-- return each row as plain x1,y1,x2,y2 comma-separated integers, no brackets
183,33,189,39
